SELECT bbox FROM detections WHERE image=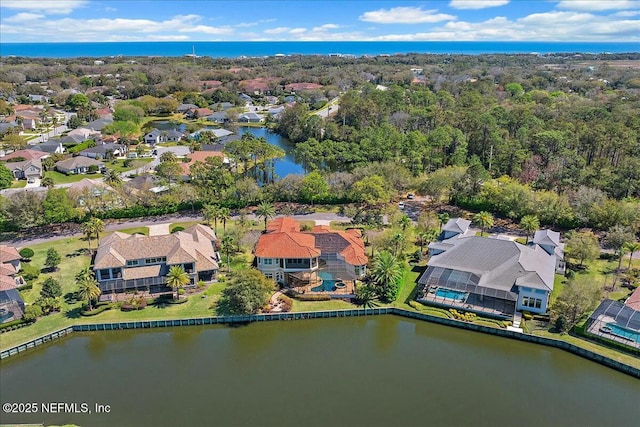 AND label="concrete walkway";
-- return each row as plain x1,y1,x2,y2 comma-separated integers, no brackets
148,223,171,236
